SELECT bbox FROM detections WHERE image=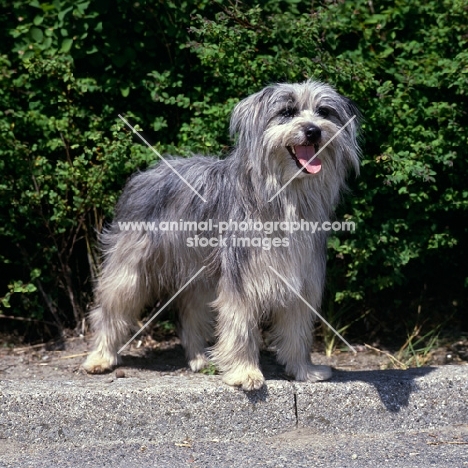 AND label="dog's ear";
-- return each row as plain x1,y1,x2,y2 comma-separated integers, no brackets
229,85,277,147
342,96,362,127
340,95,362,175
